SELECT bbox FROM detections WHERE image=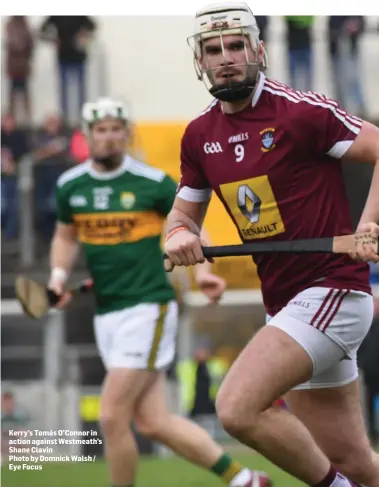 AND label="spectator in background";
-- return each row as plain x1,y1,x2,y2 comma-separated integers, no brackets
255,16,269,44
284,16,314,92
255,16,269,73
4,16,34,126
31,114,74,242
70,127,90,163
39,16,96,124
1,113,29,245
176,336,228,438
328,16,366,116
